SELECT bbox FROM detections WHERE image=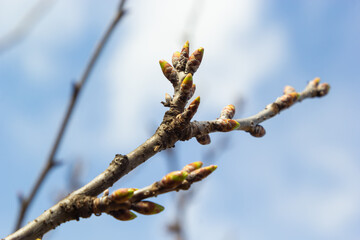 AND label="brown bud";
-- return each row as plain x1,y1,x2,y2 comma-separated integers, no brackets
172,51,181,68
188,84,196,100
275,92,299,110
181,96,200,121
217,119,240,132
109,209,137,221
317,83,330,97
187,165,217,183
182,161,203,173
181,41,189,58
159,60,178,85
249,125,266,137
220,104,236,119
180,73,193,95
185,47,204,74
175,41,190,71
131,201,164,215
196,134,211,145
